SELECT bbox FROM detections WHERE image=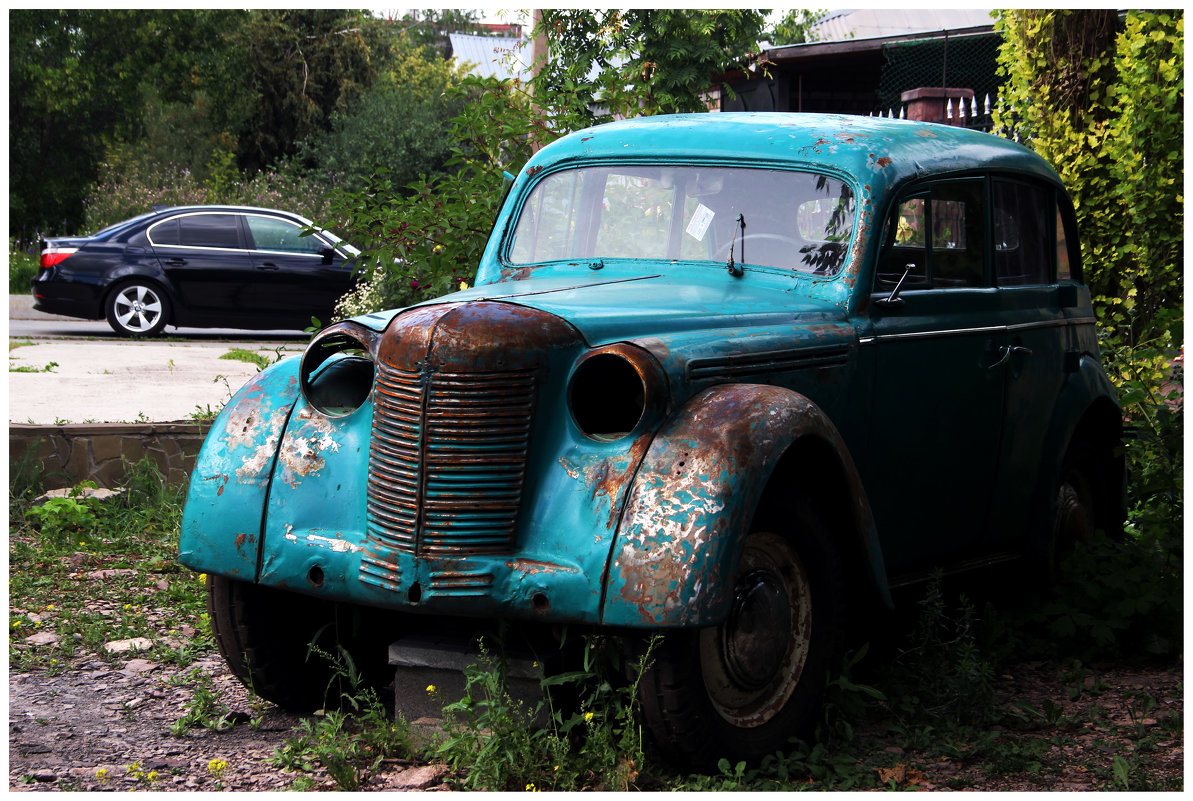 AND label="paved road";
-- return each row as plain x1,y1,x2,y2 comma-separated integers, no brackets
8,296,306,425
